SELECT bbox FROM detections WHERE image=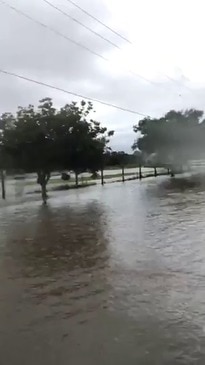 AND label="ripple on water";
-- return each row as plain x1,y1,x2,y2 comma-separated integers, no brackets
1,176,205,364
